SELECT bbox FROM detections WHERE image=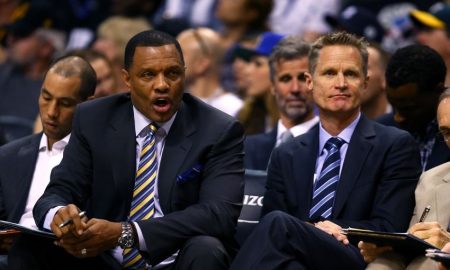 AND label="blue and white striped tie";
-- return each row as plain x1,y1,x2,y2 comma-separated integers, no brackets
309,137,345,222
